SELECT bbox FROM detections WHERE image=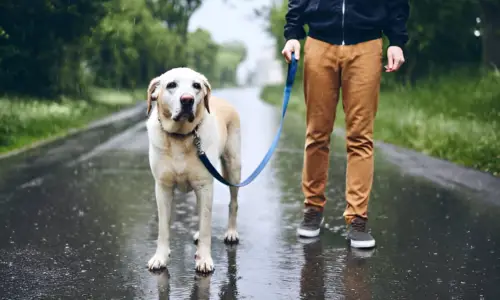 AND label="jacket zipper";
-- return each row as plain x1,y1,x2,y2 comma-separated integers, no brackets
341,0,346,45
